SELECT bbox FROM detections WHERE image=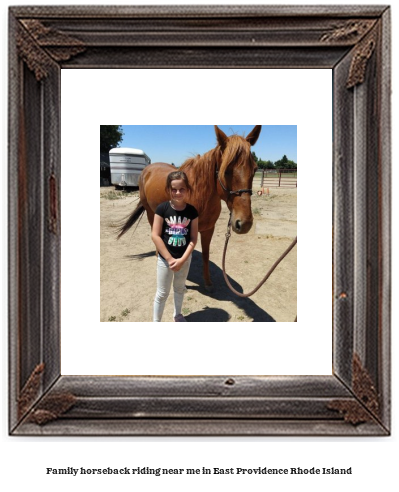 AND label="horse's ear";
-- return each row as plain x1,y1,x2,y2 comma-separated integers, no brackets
214,125,228,151
246,125,262,146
